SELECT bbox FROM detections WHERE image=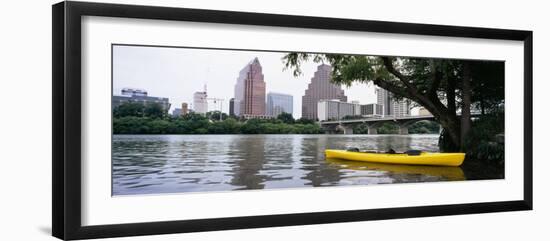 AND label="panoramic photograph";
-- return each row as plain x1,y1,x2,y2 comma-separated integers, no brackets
111,44,505,196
